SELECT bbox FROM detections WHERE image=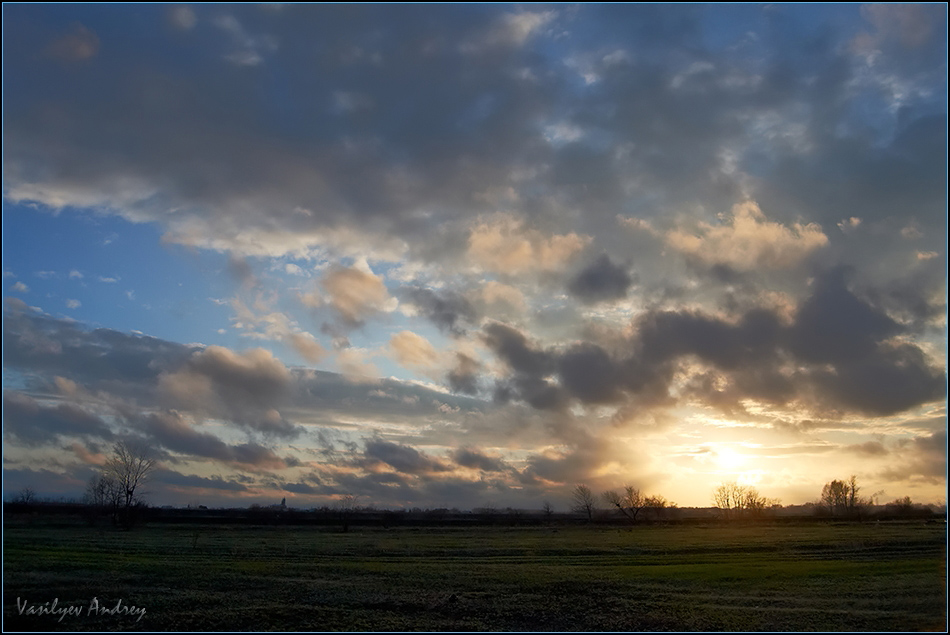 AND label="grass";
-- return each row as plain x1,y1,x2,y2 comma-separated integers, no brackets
3,519,946,631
